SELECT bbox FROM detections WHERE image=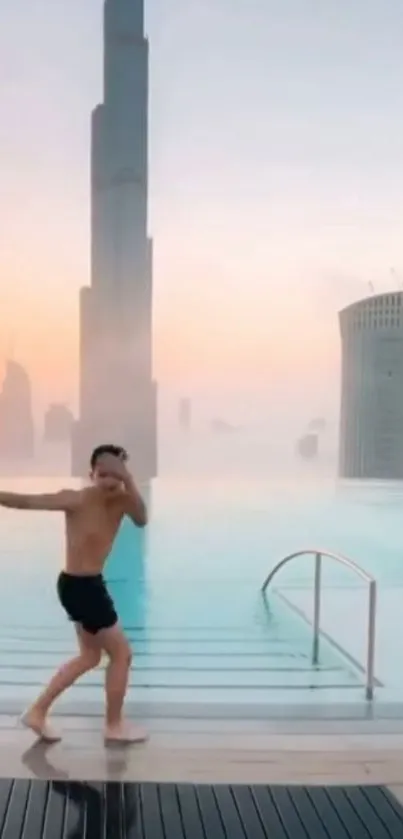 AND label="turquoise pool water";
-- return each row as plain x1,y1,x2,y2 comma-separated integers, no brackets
0,474,401,710
1,475,401,616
